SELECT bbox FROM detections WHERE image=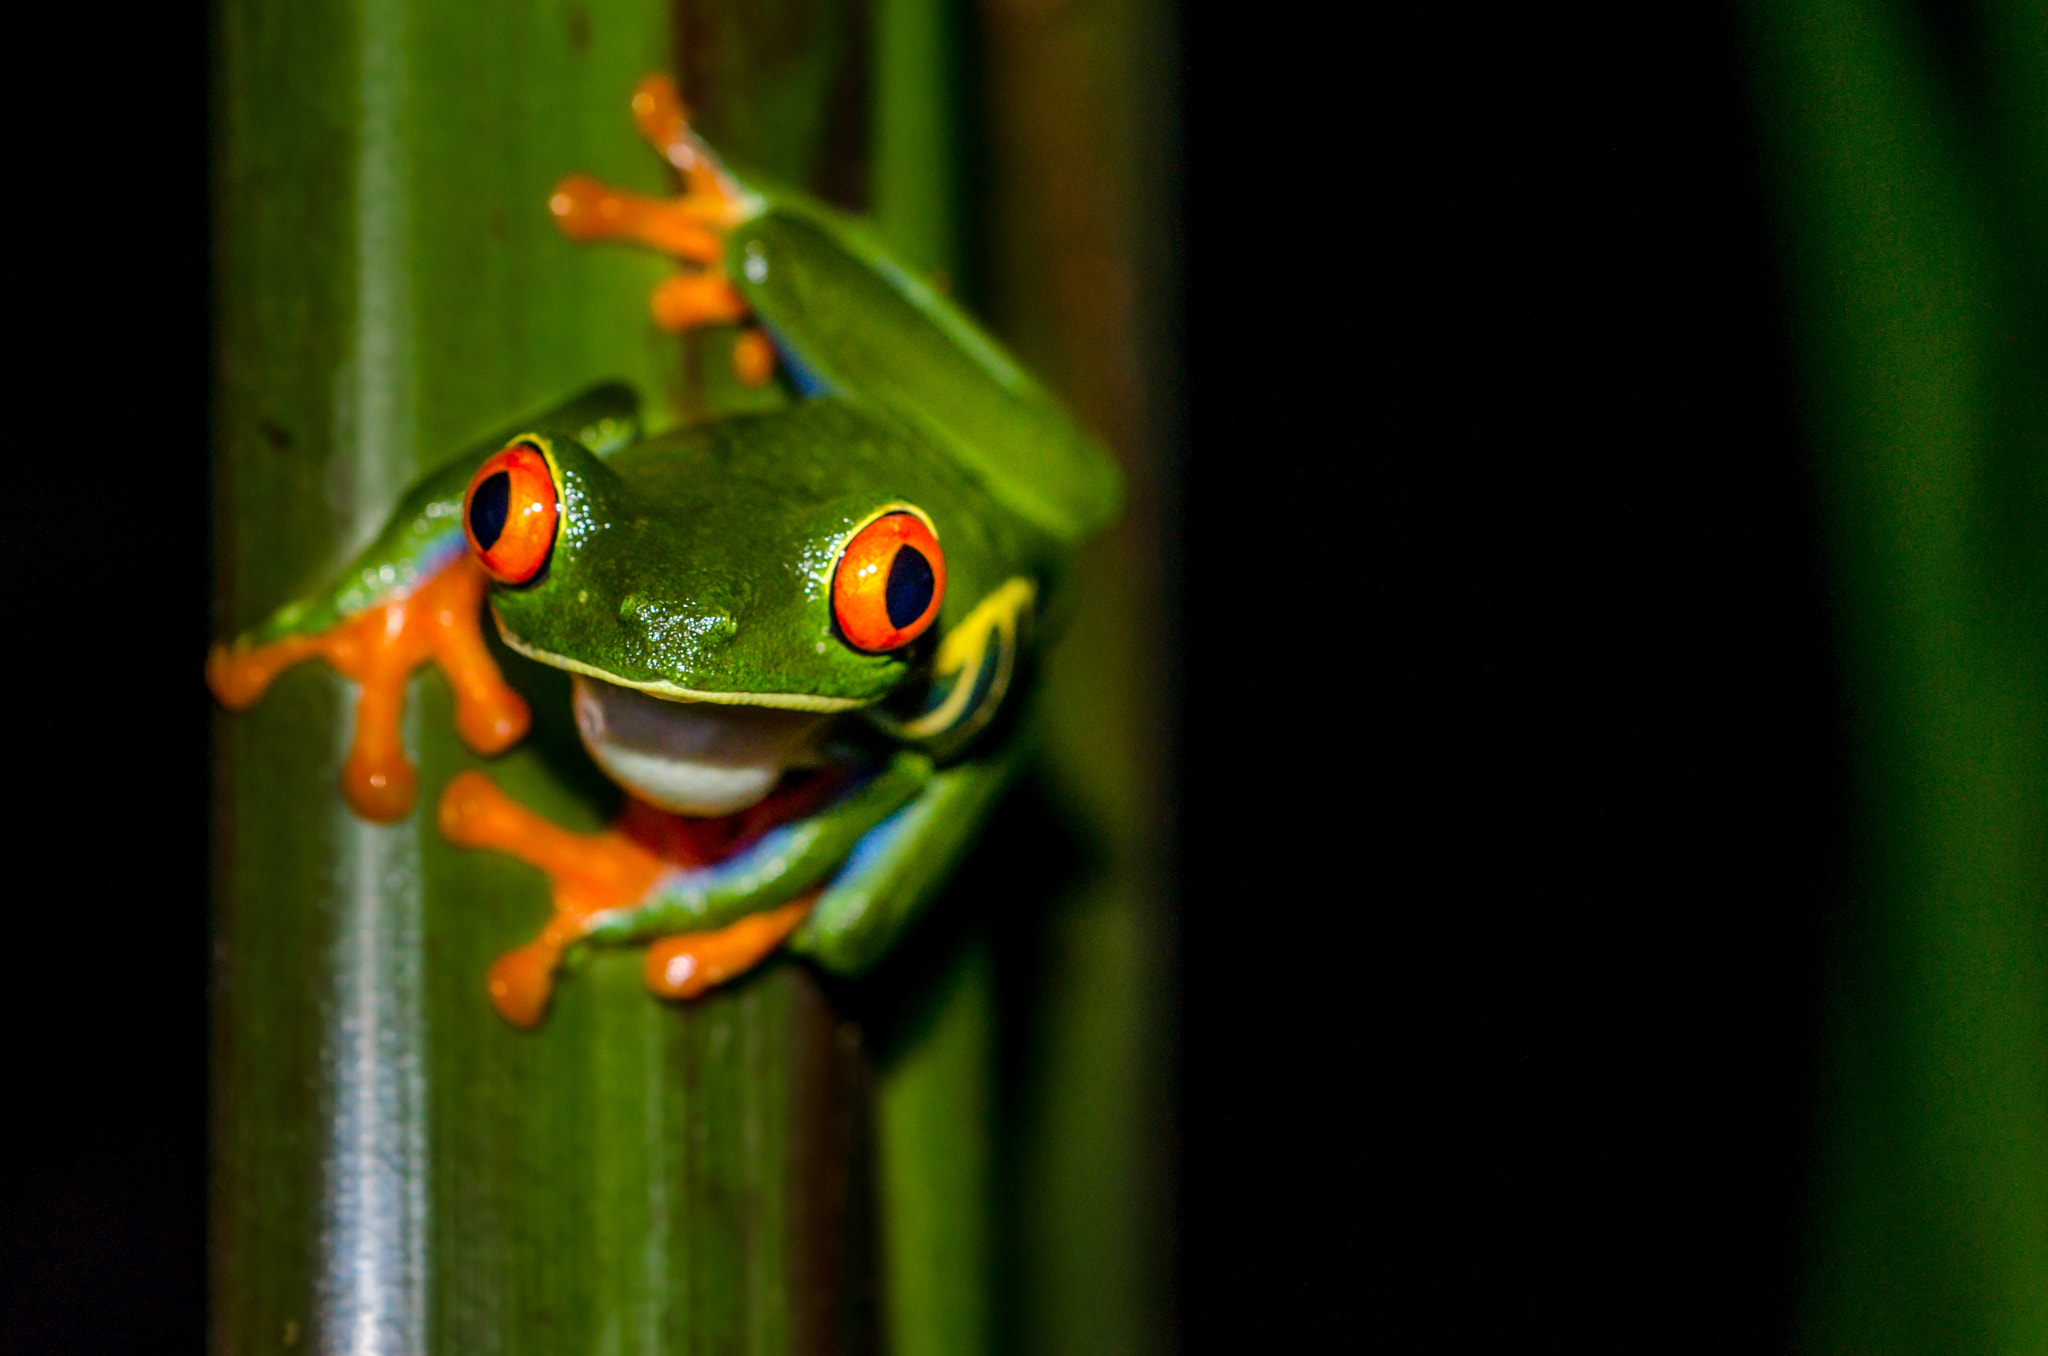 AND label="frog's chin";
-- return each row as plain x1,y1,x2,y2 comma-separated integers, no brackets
570,675,833,817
